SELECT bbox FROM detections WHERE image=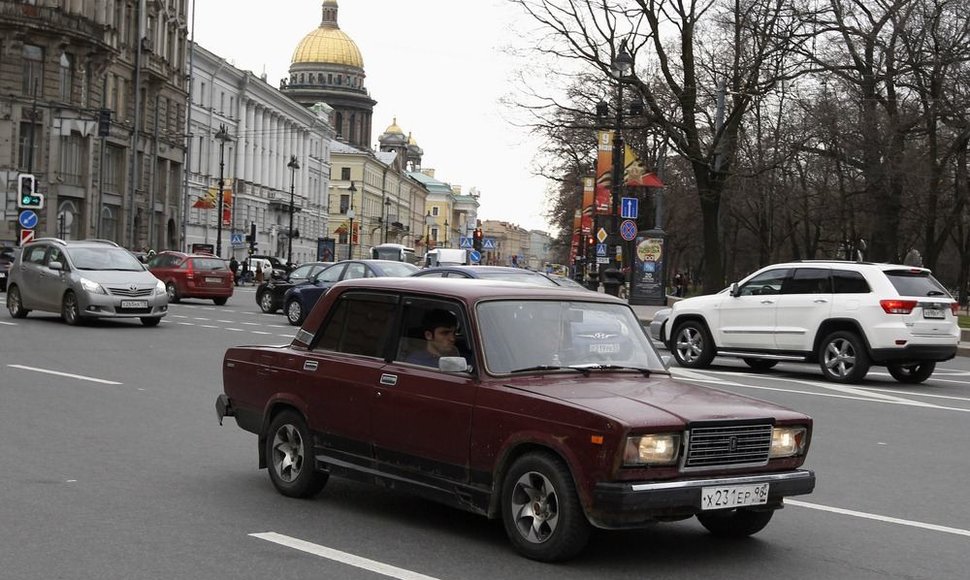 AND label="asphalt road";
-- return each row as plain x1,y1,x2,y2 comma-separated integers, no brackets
1,288,967,579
